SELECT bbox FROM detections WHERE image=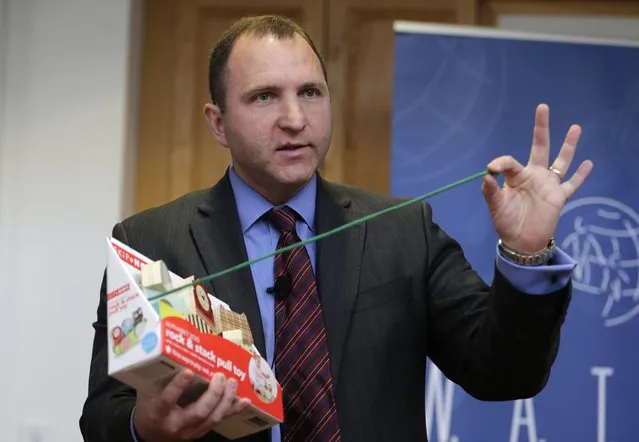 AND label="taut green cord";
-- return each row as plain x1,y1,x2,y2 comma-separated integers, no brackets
146,169,492,303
